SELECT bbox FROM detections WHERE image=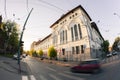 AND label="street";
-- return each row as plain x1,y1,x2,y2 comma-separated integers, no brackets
0,55,120,80
25,56,120,80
